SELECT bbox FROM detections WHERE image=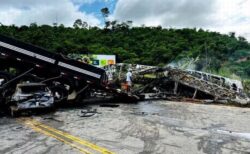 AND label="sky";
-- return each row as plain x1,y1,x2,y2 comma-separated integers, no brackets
0,0,250,41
